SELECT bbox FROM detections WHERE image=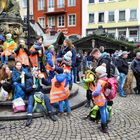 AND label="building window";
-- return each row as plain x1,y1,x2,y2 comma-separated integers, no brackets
22,0,27,8
38,17,45,28
38,0,45,10
48,17,55,27
58,16,65,27
99,0,104,2
89,13,94,23
109,11,115,22
129,30,137,37
48,0,54,8
68,14,76,26
58,0,64,8
119,30,126,37
89,0,94,3
99,12,104,22
119,10,125,21
68,0,76,6
130,9,137,21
